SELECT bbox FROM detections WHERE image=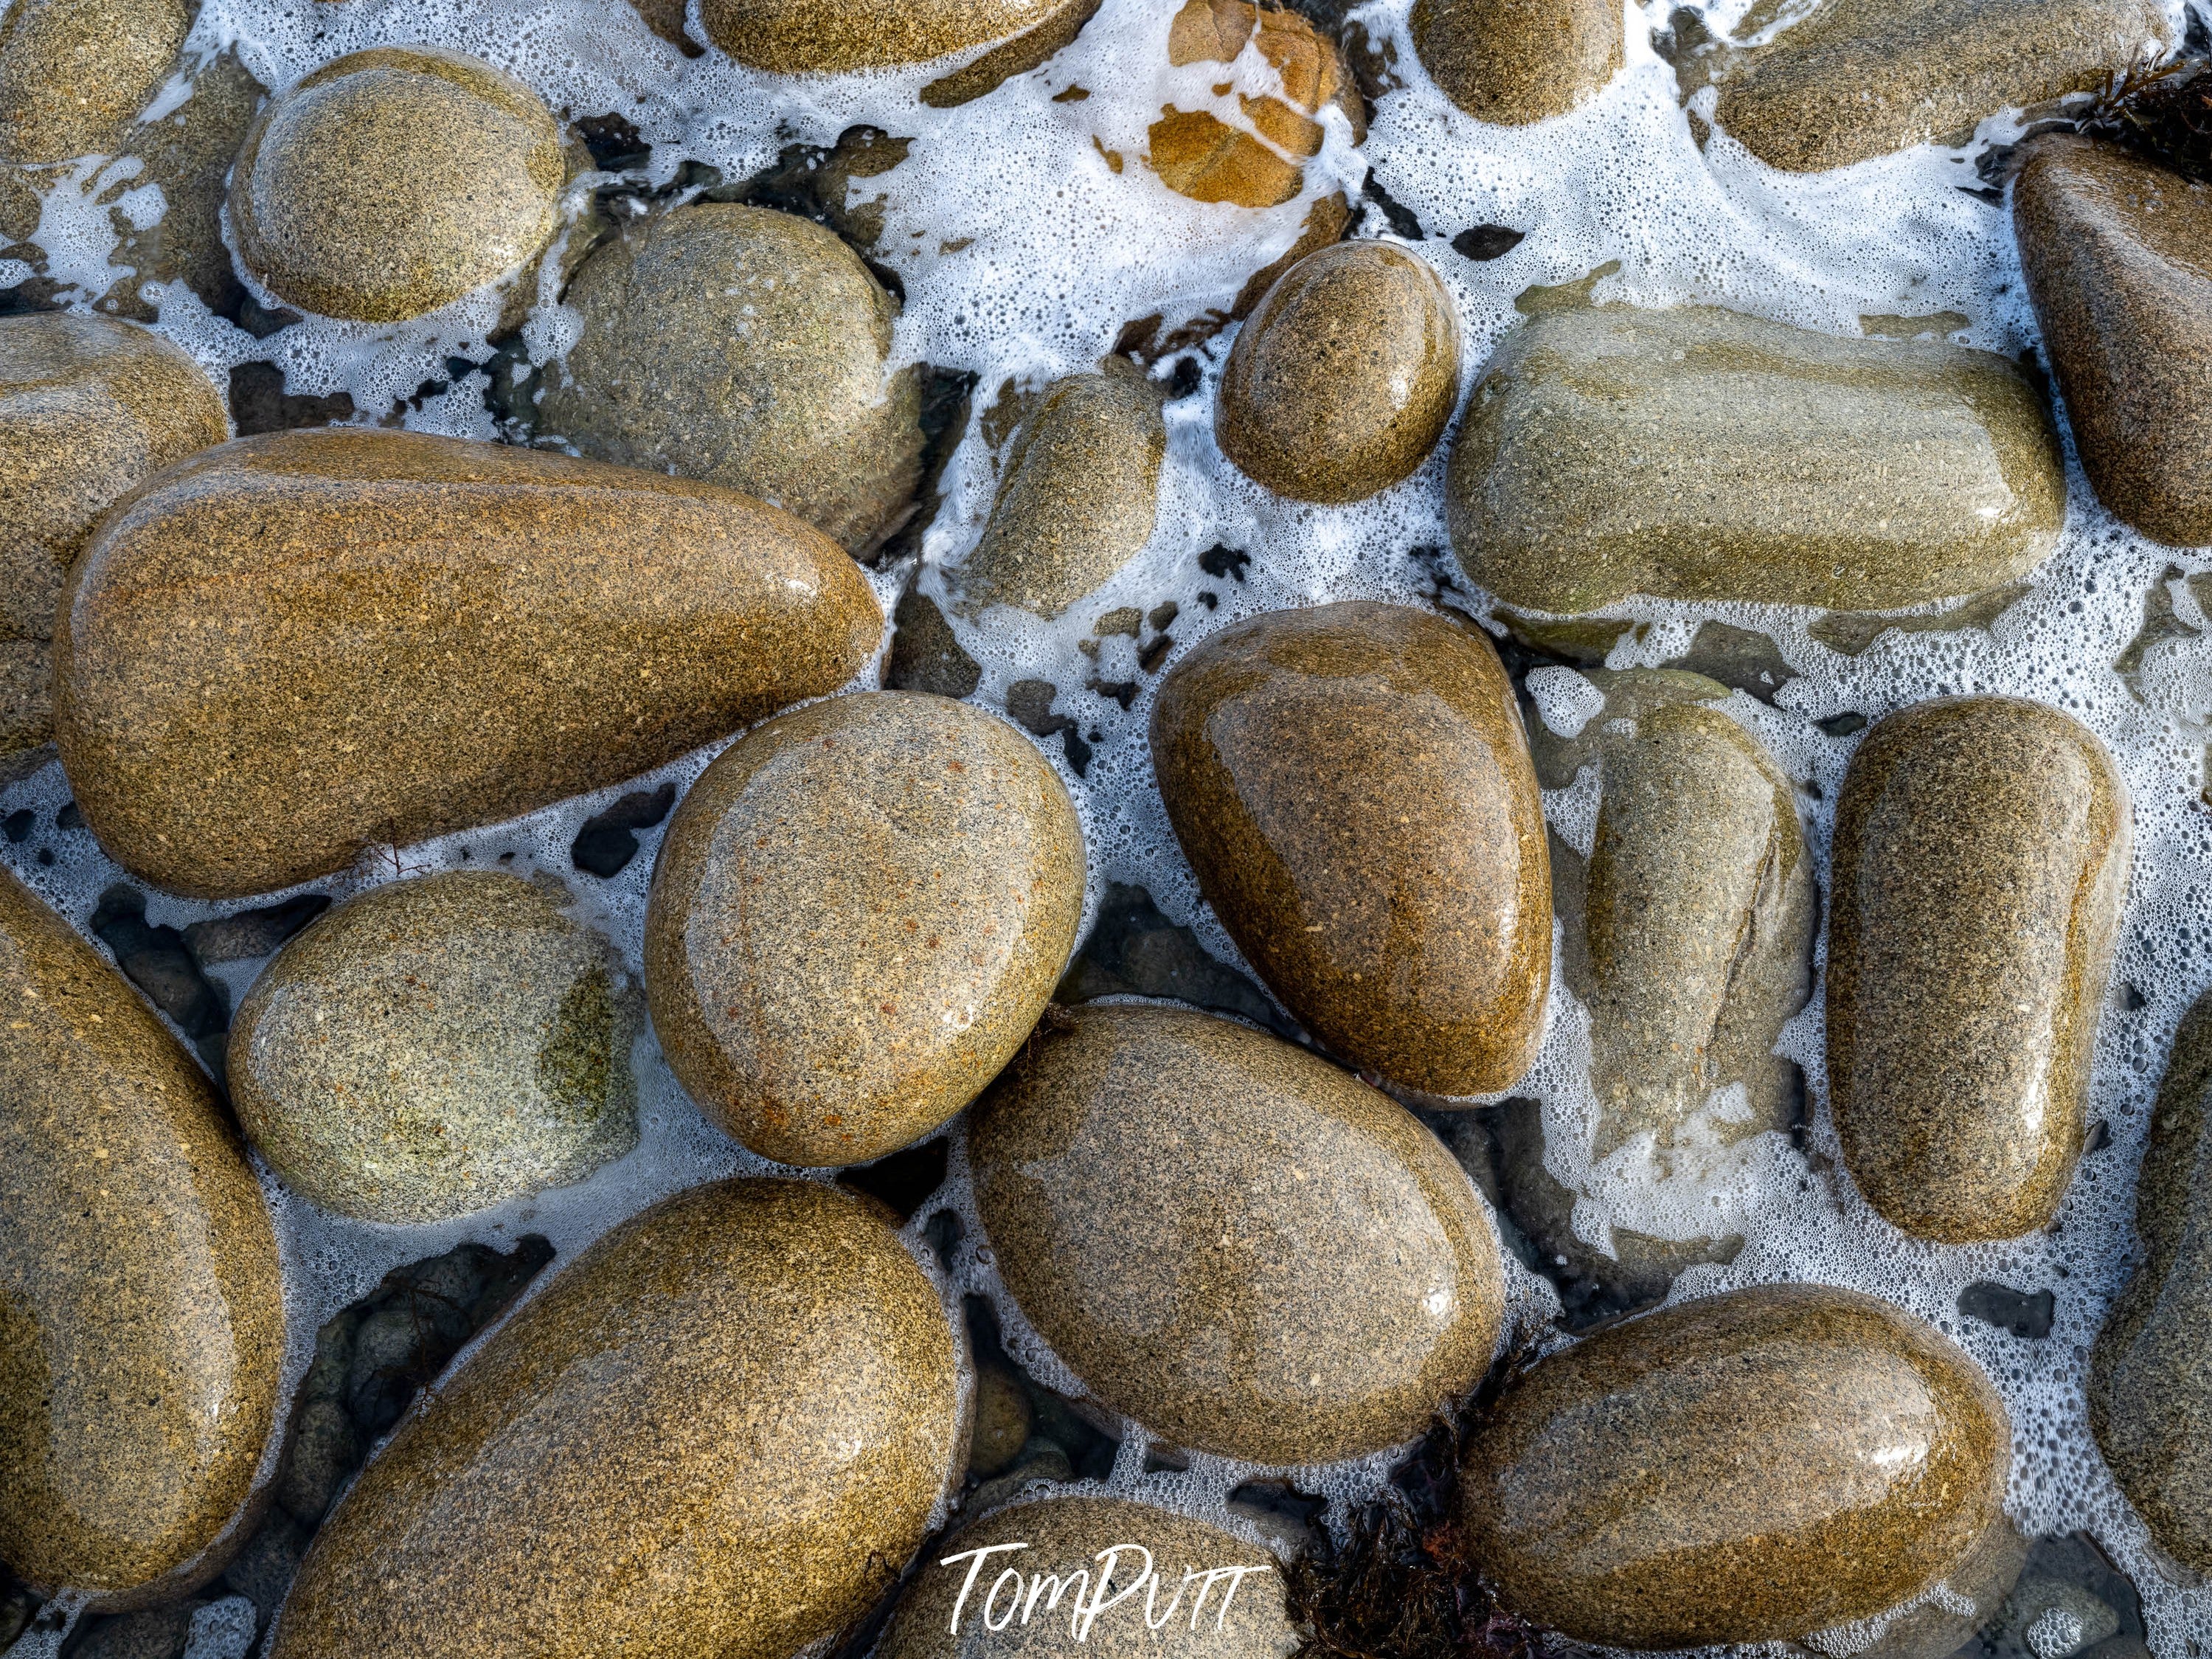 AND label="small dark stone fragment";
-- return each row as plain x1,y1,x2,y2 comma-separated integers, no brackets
1005,679,1074,737
67,1599,204,1659
1,808,30,842
1167,356,1203,398
1960,1281,2056,1339
219,1510,311,1627
569,780,678,879
1665,618,1796,704
1361,173,1425,240
1088,677,1137,708
182,893,331,965
1198,543,1251,581
885,585,982,699
1819,712,1869,735
1453,224,1527,261
55,800,82,832
574,111,651,170
233,296,301,339
1137,634,1173,673
836,1137,951,1222
1147,601,1180,631
227,360,357,437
